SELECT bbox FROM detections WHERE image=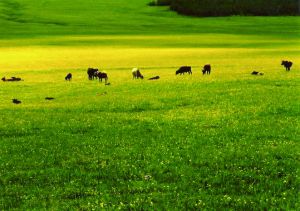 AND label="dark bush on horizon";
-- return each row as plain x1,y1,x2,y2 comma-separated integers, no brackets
151,0,299,16
149,0,171,6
